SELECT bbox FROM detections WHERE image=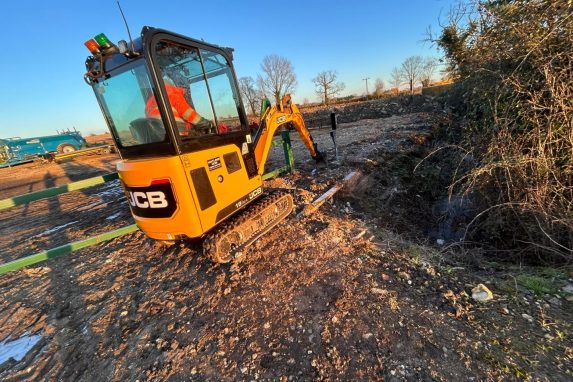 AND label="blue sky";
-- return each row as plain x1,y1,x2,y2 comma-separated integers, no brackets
0,0,455,137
